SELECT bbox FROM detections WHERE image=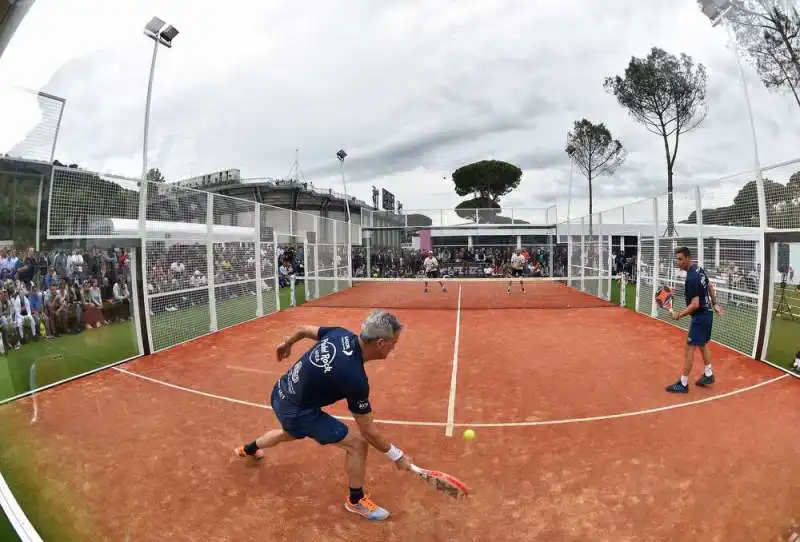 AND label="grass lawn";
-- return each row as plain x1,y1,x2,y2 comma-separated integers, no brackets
0,506,20,542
